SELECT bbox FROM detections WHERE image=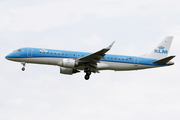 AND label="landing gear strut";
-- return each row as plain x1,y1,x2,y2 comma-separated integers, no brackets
84,68,91,80
21,62,26,71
